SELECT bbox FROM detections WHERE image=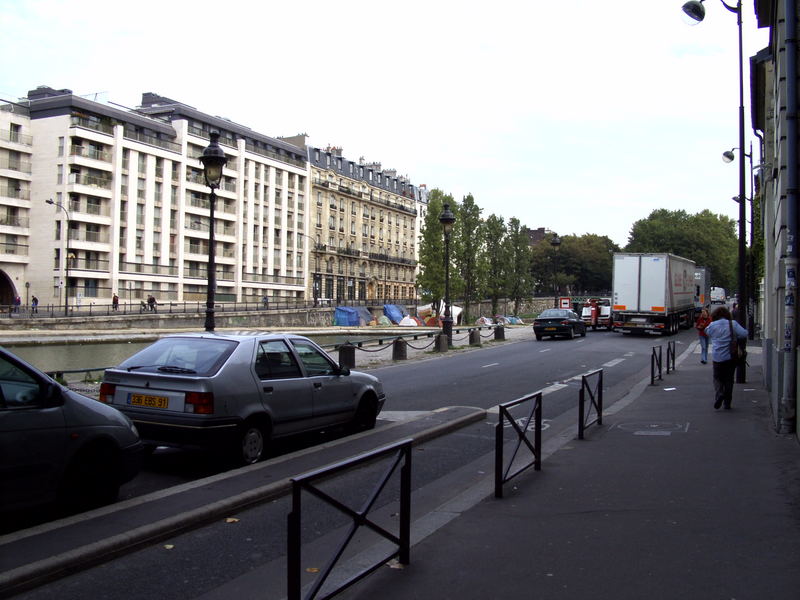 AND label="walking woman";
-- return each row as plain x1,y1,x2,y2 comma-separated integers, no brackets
695,308,712,364
703,306,748,410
